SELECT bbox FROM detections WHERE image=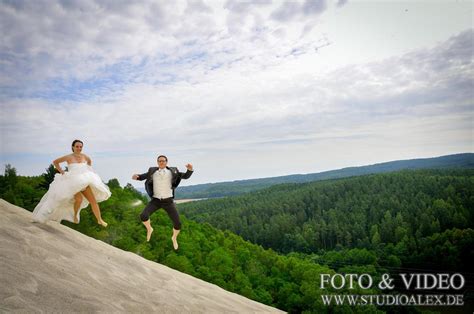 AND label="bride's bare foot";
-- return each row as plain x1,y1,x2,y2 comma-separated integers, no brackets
73,212,79,224
98,220,108,227
171,236,178,250
146,227,154,242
